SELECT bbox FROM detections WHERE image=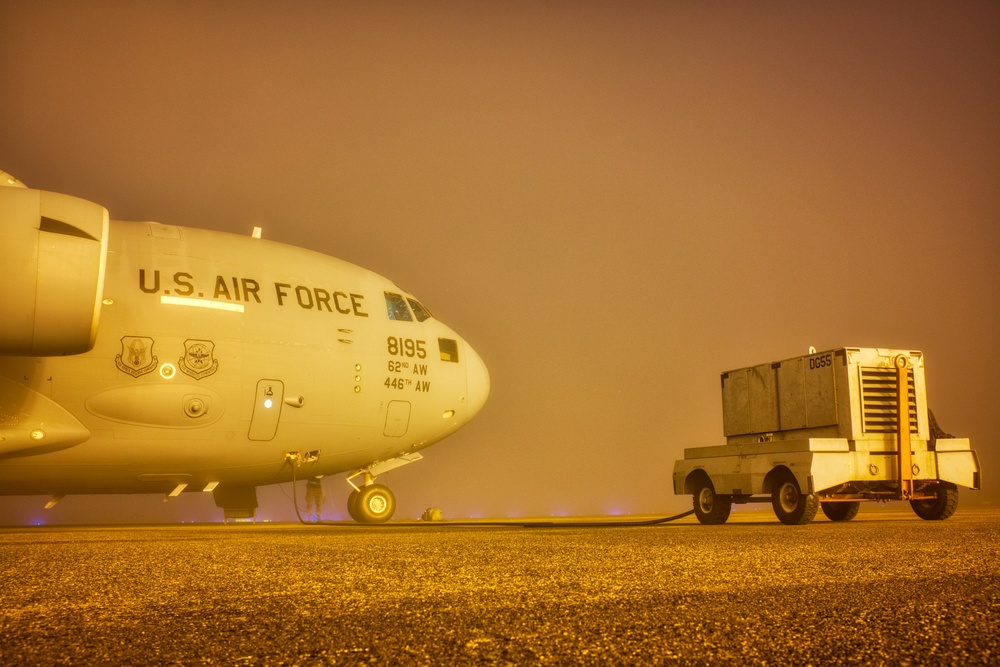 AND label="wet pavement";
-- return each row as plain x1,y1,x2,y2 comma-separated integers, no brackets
1,509,998,665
